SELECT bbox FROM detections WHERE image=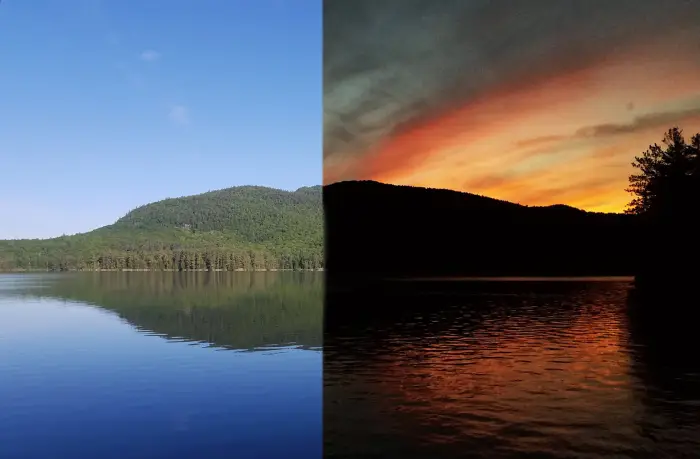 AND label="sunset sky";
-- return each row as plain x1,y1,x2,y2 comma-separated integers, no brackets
324,0,700,212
